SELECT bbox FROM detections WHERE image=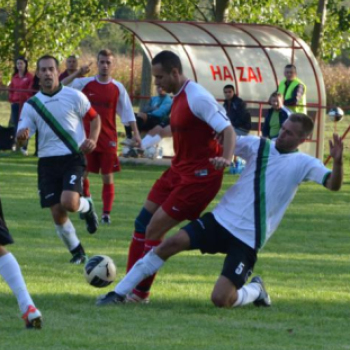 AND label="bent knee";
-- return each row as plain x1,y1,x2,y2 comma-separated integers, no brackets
211,293,234,308
61,199,79,212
